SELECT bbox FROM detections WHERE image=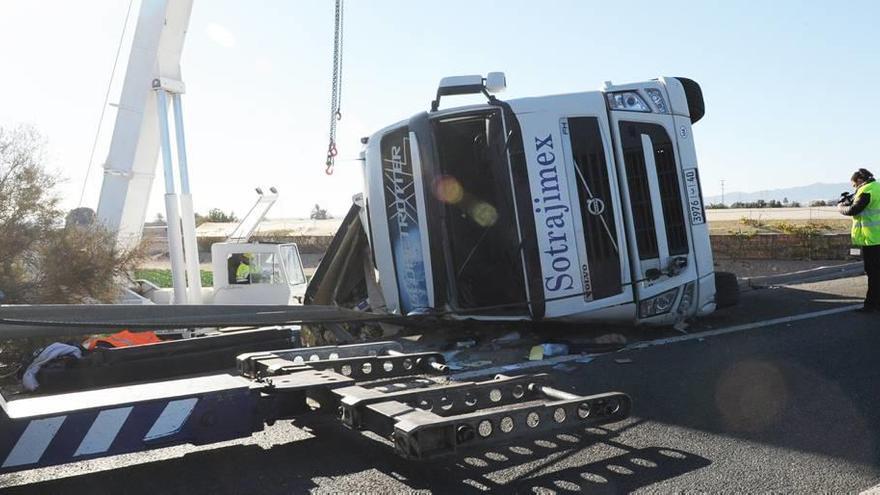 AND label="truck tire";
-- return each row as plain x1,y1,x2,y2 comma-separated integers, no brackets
715,271,739,308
